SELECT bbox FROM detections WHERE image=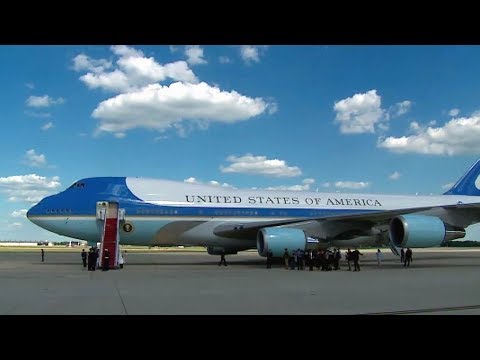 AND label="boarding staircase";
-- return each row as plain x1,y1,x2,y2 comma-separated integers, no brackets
97,202,124,269
389,241,401,256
